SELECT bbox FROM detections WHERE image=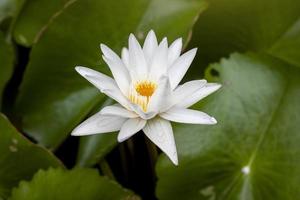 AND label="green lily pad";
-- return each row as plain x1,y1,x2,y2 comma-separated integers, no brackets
0,114,63,199
186,0,300,73
10,168,139,200
14,0,207,149
156,53,300,200
13,0,70,46
76,133,117,167
0,32,14,109
0,0,21,24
